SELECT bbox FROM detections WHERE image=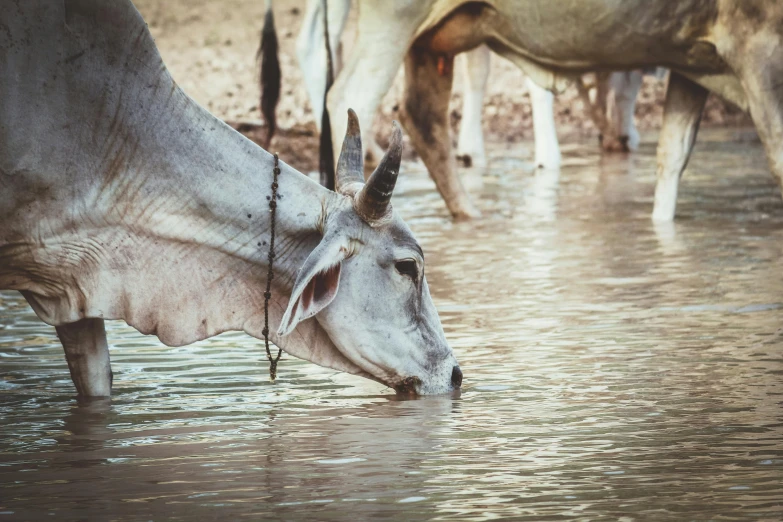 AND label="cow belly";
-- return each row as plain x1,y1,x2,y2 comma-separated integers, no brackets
498,0,723,71
420,0,725,73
